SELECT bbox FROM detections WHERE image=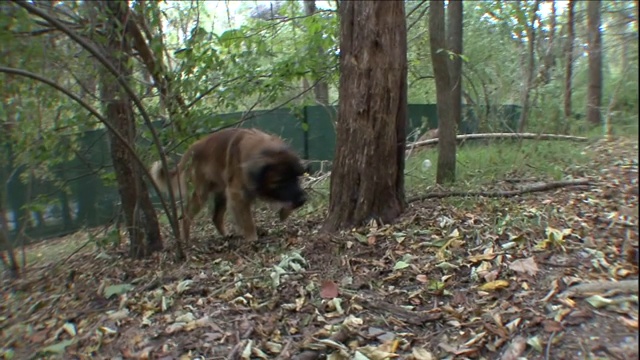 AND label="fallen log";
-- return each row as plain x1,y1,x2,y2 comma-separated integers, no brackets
406,132,590,151
408,179,592,203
